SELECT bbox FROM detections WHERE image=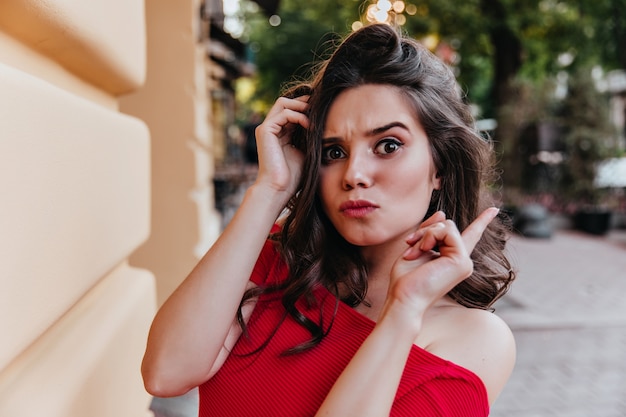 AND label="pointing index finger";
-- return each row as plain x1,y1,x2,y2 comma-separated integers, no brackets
461,207,500,252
